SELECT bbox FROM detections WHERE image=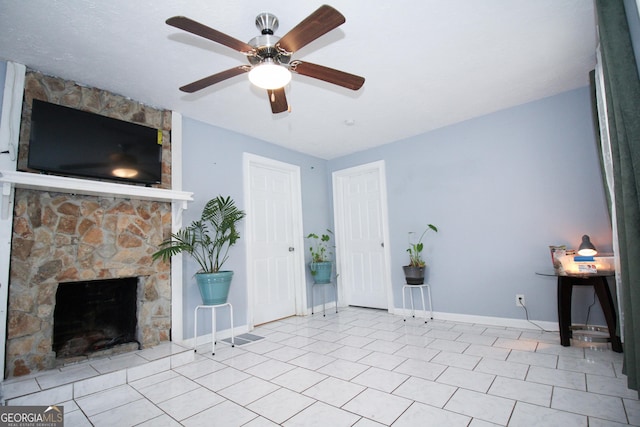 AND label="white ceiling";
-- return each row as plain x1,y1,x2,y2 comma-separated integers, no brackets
0,1,597,159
